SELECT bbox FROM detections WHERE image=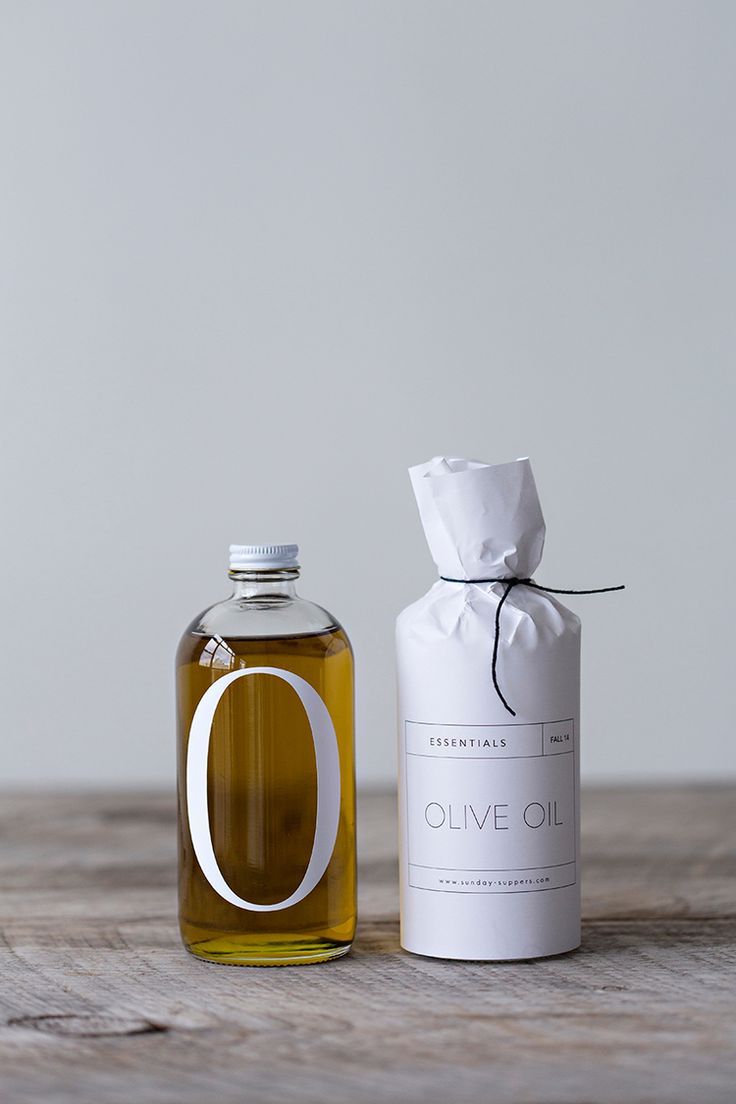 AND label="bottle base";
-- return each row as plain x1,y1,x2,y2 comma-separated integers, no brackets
399,938,581,962
184,936,353,967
